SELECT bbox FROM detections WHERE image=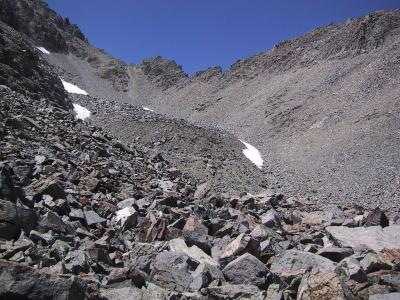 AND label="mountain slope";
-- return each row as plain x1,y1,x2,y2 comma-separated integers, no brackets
2,0,400,208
